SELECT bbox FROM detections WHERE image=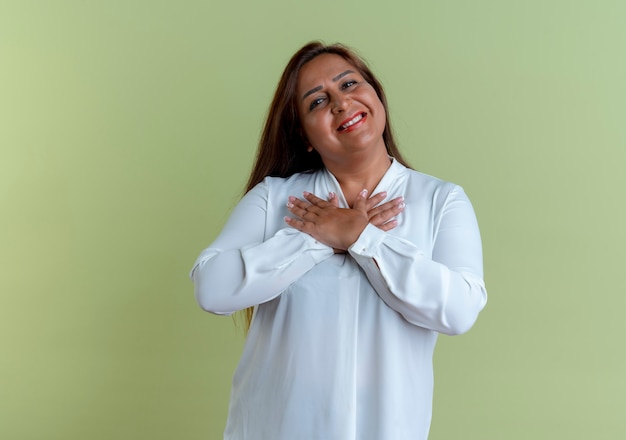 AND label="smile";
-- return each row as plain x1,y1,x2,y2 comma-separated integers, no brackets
338,112,367,132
